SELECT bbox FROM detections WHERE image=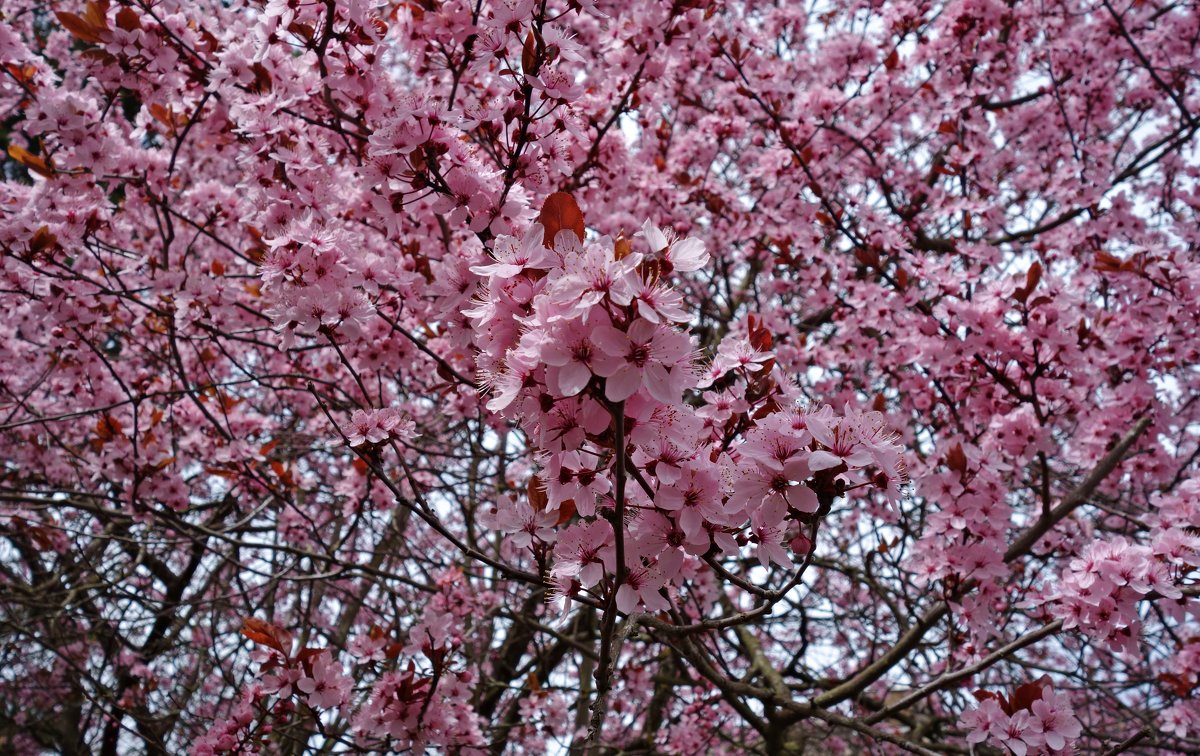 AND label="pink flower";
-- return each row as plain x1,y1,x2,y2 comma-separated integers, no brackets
590,318,695,403
633,436,691,485
749,504,792,568
1161,702,1195,738
697,388,750,424
341,408,413,447
616,562,670,613
729,459,818,517
297,652,350,709
544,450,611,517
807,415,873,471
698,334,773,387
1029,689,1083,752
635,510,707,561
962,697,1008,746
994,710,1036,756
540,322,623,397
655,466,727,539
261,664,302,699
480,495,558,549
552,520,613,588
537,397,610,453
629,277,691,324
639,220,709,272
549,237,641,318
469,224,555,279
